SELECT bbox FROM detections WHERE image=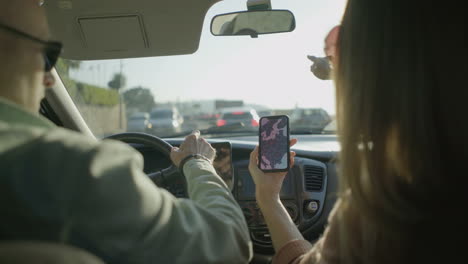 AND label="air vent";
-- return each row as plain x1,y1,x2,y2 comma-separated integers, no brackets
304,165,324,191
